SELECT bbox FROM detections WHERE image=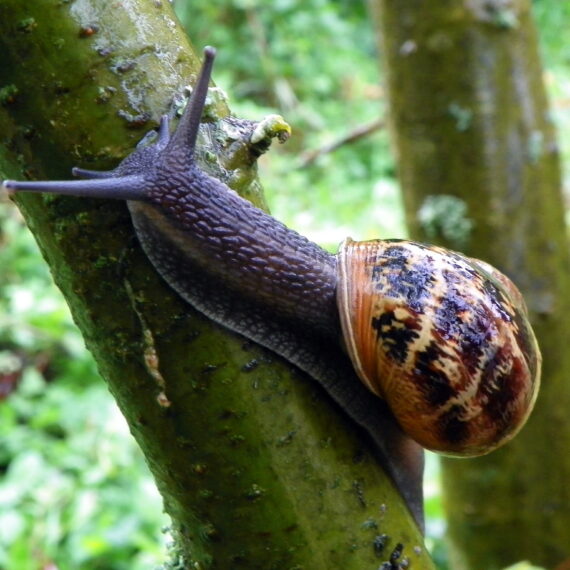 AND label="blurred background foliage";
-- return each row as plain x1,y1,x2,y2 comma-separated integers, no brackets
0,0,568,568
